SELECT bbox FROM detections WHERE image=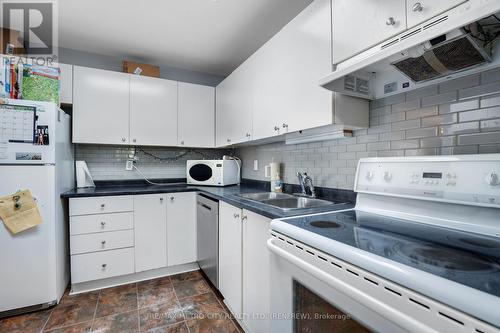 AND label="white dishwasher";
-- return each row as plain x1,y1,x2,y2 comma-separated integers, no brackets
196,194,219,288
